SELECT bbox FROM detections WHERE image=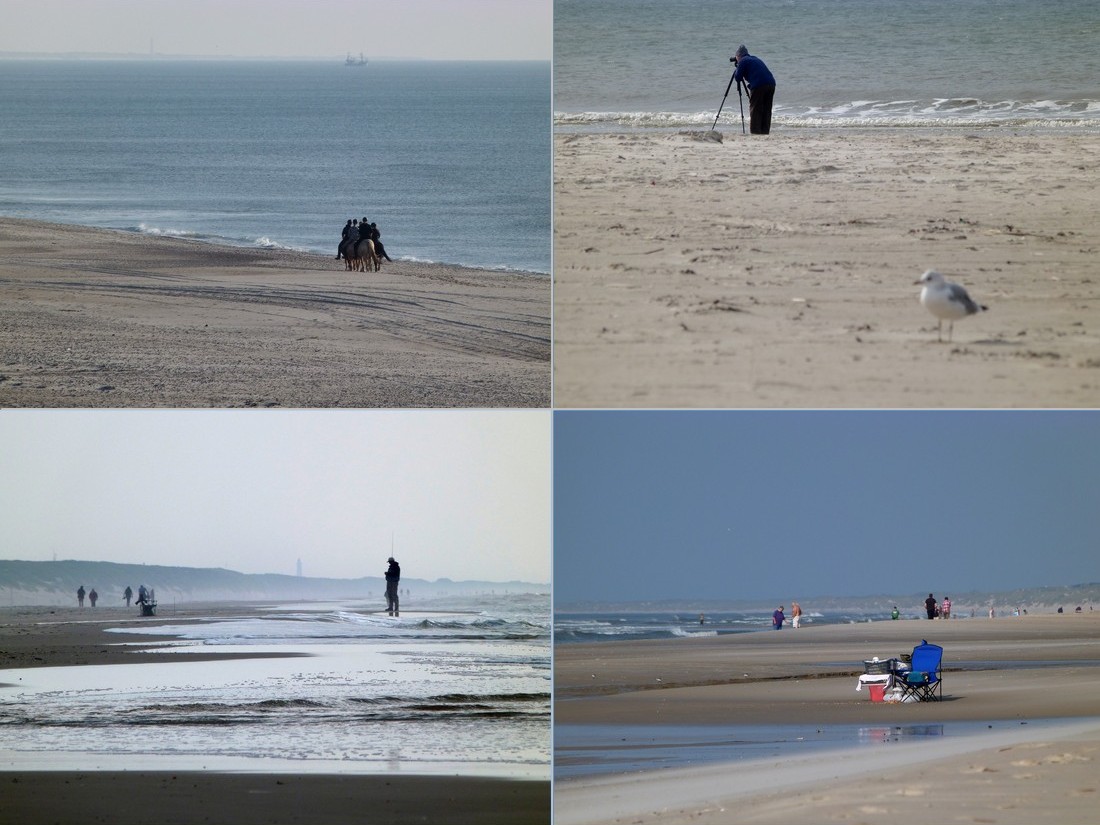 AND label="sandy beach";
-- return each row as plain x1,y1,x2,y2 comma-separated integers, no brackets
0,604,550,824
553,130,1100,407
0,218,549,408
555,614,1100,824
